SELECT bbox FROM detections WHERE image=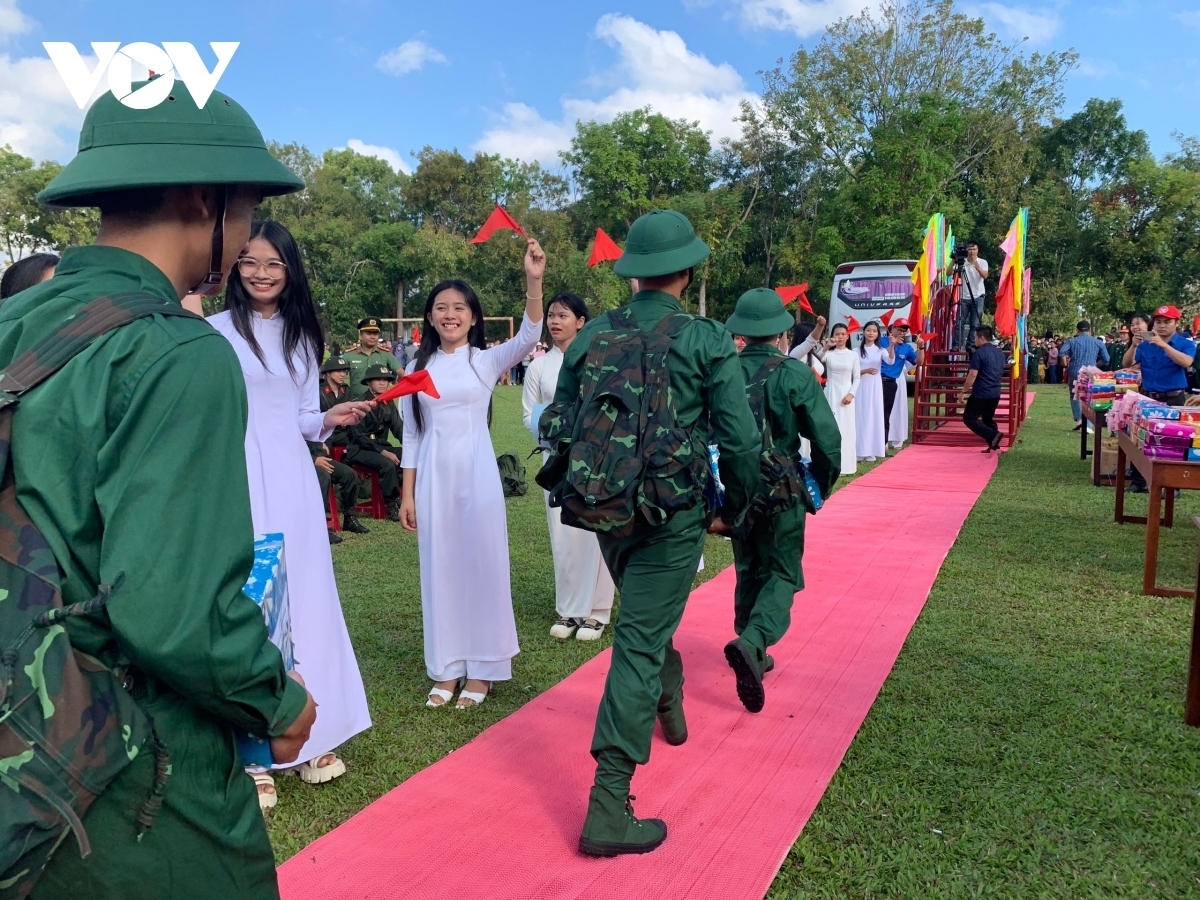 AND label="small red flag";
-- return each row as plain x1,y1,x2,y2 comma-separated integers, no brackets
880,308,894,327
371,370,440,405
774,283,811,314
587,228,622,267
920,332,938,346
846,315,862,334
470,205,526,244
